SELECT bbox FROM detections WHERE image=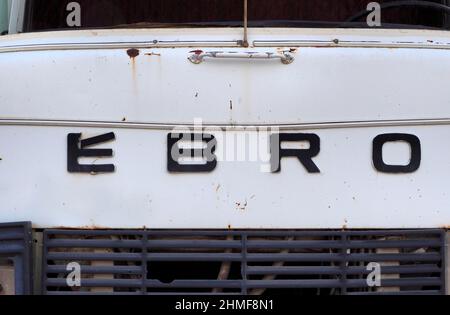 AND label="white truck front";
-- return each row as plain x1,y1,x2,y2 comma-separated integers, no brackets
0,0,449,295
